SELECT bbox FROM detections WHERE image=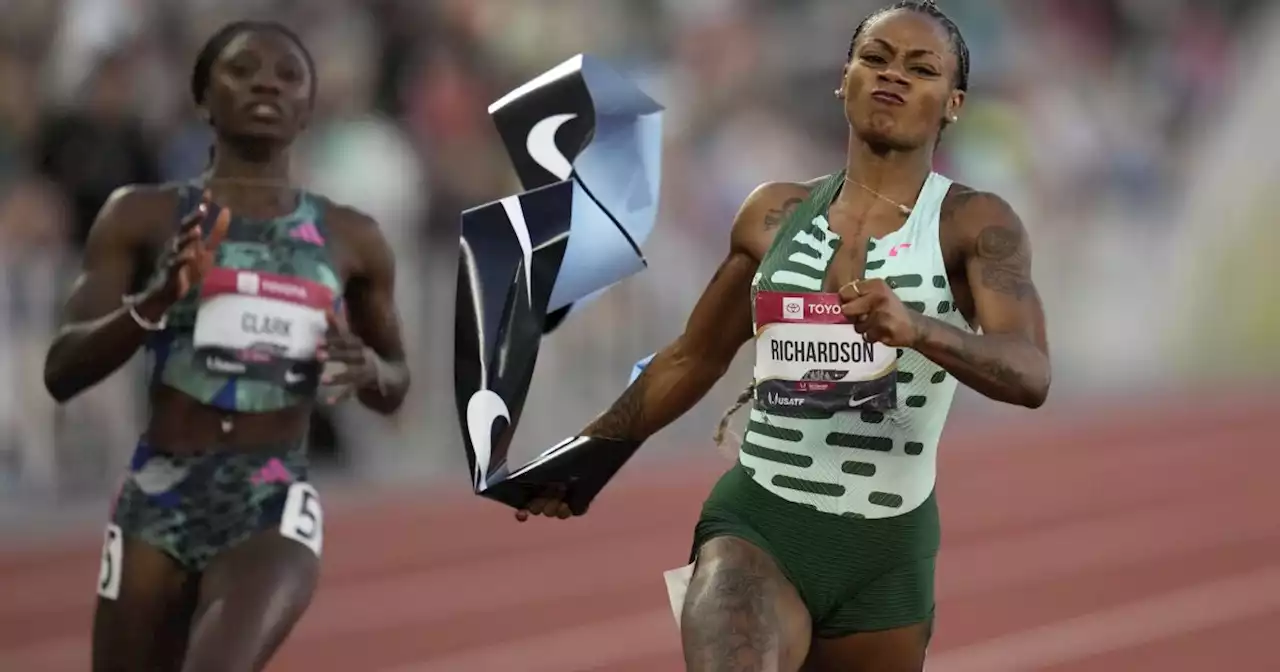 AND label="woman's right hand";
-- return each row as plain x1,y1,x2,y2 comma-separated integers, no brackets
515,485,576,522
152,191,231,304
